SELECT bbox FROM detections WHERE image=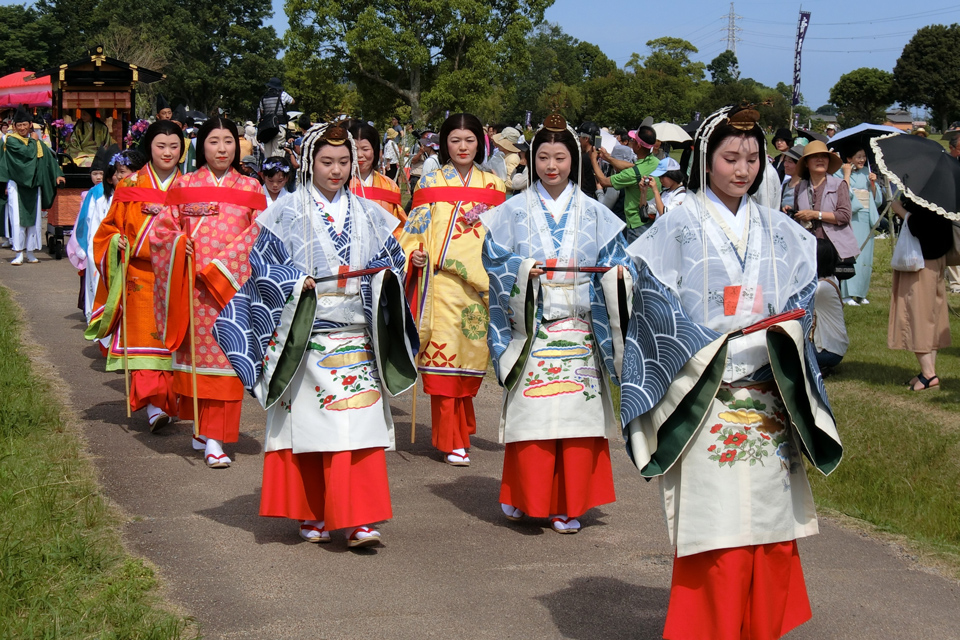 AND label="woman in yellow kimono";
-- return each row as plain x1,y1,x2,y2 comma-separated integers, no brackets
400,113,506,466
